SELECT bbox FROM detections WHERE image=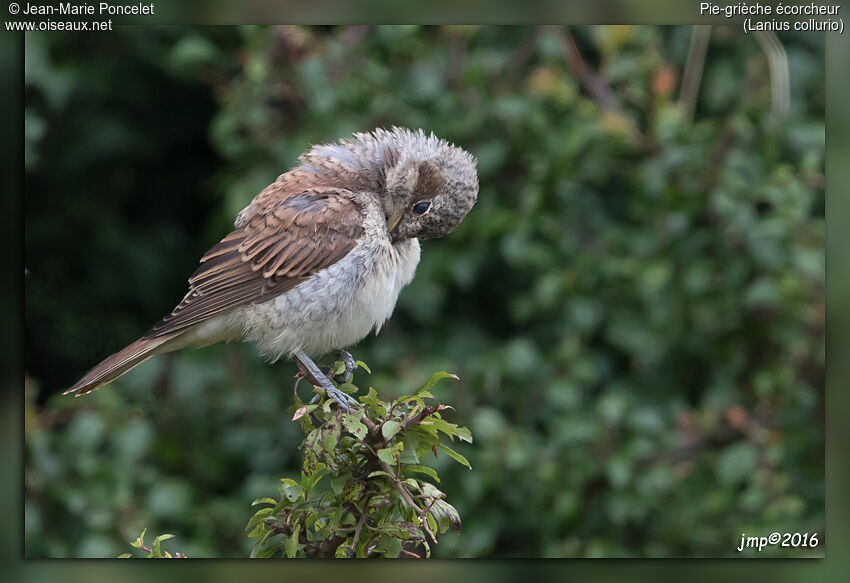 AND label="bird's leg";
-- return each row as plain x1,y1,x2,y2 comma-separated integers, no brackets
333,349,357,384
294,349,358,412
